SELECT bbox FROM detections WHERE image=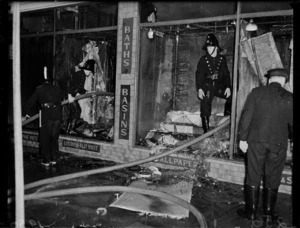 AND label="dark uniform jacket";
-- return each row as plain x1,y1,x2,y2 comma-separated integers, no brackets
195,53,231,91
68,70,87,97
239,82,293,149
25,81,62,123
